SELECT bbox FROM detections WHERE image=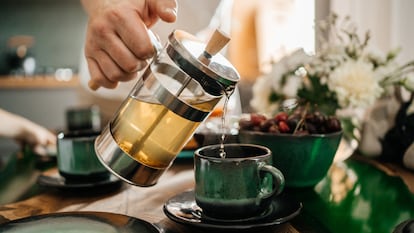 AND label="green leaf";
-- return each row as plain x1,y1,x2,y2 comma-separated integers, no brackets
297,75,339,115
269,91,283,103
